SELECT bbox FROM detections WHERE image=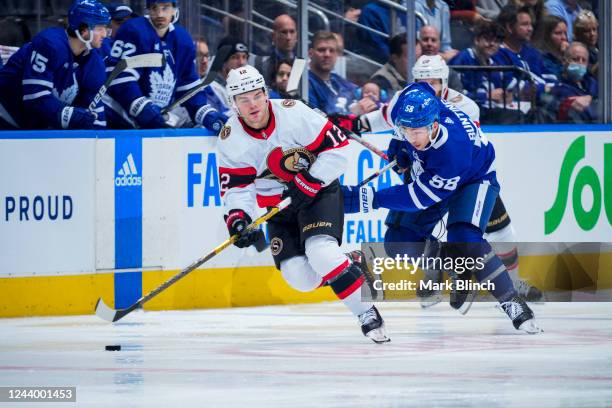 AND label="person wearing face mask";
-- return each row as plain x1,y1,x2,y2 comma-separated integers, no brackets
550,41,597,123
